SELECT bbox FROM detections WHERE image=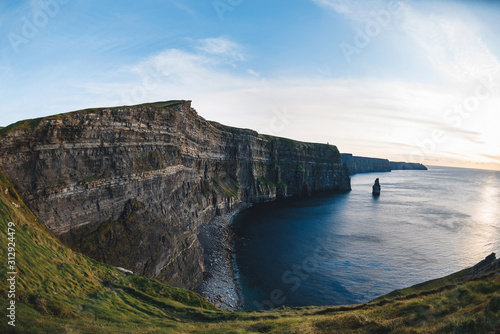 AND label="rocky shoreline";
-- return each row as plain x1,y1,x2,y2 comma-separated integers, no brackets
195,210,246,311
